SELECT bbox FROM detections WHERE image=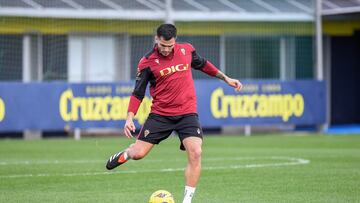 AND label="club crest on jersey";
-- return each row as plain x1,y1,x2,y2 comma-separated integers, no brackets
180,48,186,55
155,59,159,64
159,64,189,76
